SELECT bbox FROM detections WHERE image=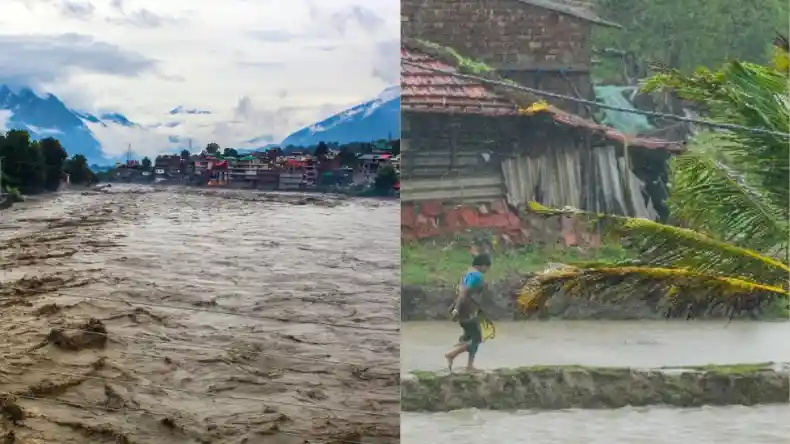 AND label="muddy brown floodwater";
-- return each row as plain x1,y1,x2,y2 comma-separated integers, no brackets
0,185,400,444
